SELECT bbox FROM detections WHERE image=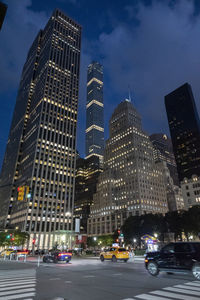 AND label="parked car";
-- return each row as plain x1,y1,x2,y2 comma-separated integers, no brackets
145,242,200,280
43,250,72,263
100,247,129,262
